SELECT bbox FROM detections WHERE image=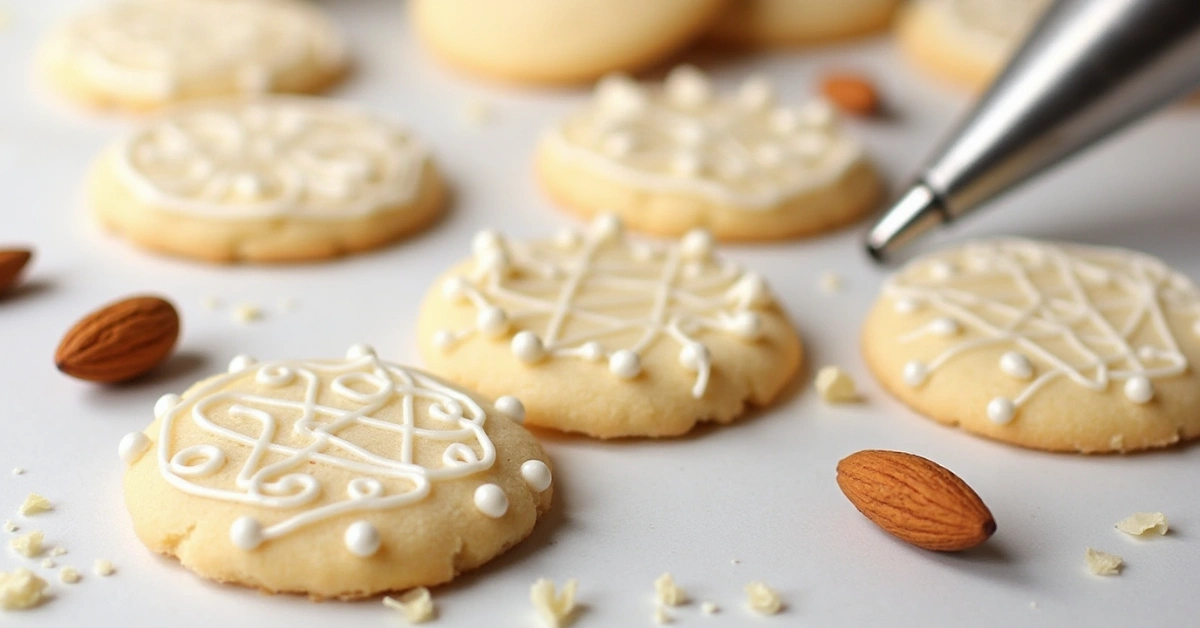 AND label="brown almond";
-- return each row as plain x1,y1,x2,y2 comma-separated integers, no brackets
837,450,995,551
55,296,180,383
0,249,33,295
820,73,881,117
